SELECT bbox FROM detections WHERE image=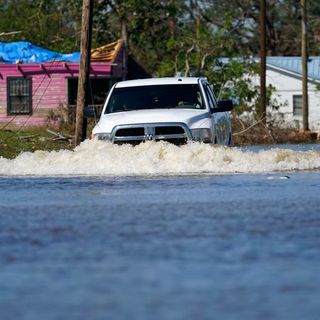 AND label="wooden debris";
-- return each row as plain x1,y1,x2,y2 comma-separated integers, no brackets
46,129,72,142
289,130,319,141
